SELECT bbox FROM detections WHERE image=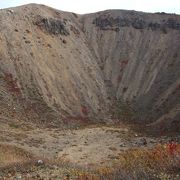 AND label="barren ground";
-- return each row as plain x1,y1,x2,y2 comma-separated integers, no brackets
0,116,158,166
0,116,179,179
